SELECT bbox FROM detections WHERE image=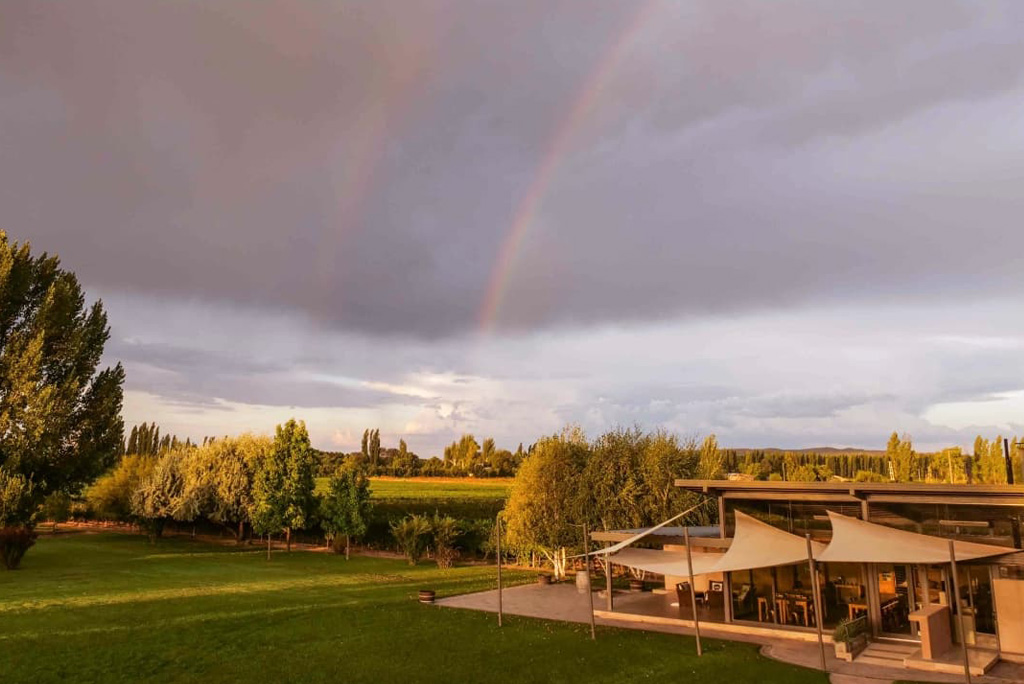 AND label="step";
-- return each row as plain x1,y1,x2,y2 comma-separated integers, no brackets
854,655,908,668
